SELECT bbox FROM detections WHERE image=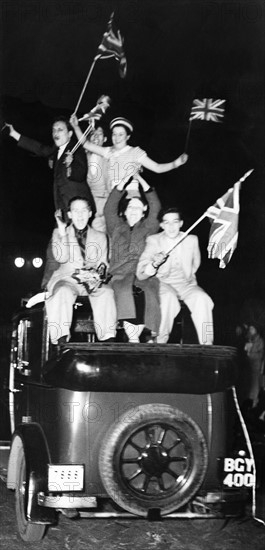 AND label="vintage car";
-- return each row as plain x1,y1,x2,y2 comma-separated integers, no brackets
5,299,251,542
